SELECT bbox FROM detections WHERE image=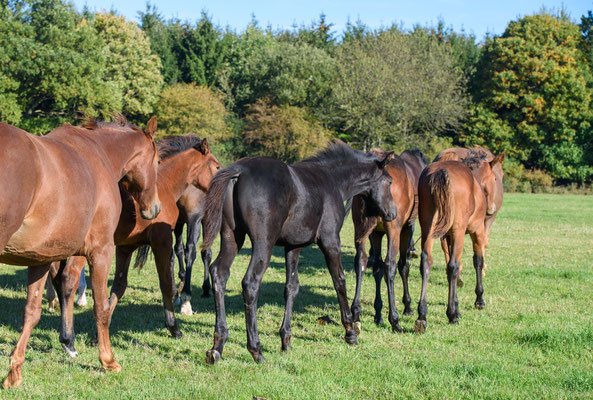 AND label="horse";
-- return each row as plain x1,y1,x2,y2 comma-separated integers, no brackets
0,115,160,388
50,135,221,357
171,184,211,316
414,150,505,333
200,141,398,364
350,149,428,334
433,147,504,285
